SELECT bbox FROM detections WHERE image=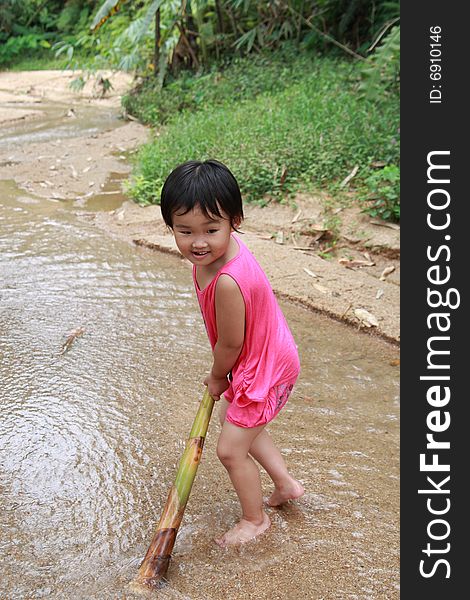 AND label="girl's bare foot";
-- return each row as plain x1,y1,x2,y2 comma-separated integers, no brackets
267,479,305,507
215,513,270,547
